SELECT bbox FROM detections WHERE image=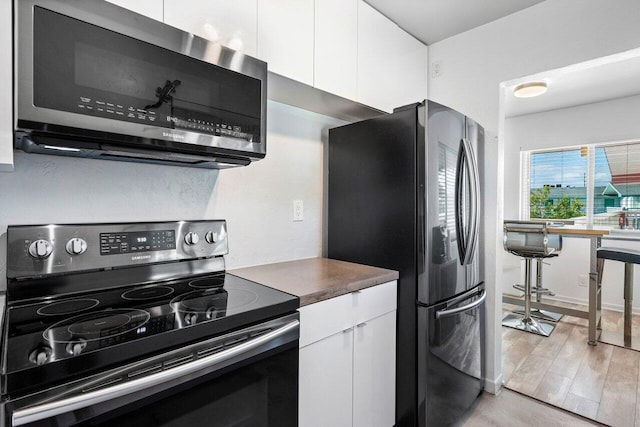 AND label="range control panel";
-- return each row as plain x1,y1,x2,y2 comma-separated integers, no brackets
7,220,228,279
100,230,176,255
